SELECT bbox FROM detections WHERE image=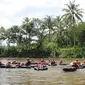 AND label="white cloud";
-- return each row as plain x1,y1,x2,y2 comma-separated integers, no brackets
0,0,47,16
0,0,85,28
0,0,48,28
